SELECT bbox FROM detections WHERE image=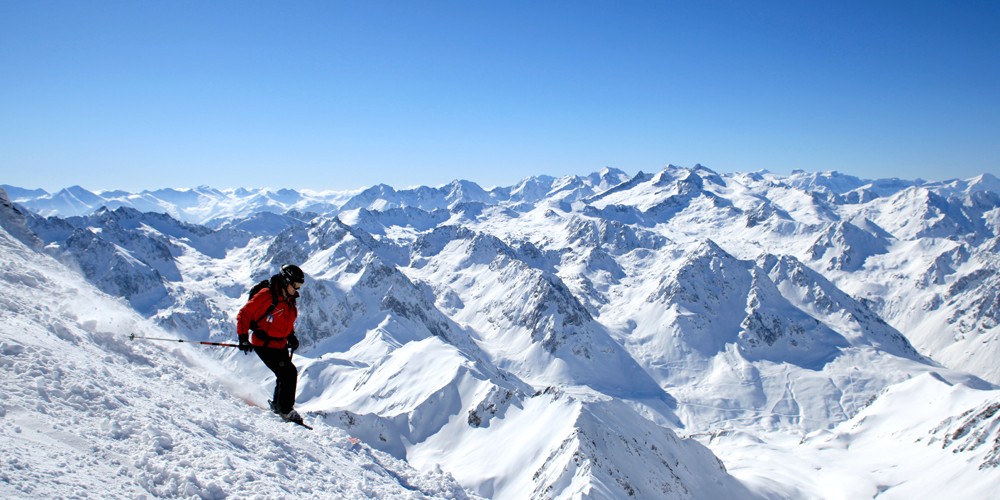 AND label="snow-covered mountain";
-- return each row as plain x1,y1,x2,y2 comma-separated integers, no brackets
1,168,633,226
4,165,1000,498
1,184,353,224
